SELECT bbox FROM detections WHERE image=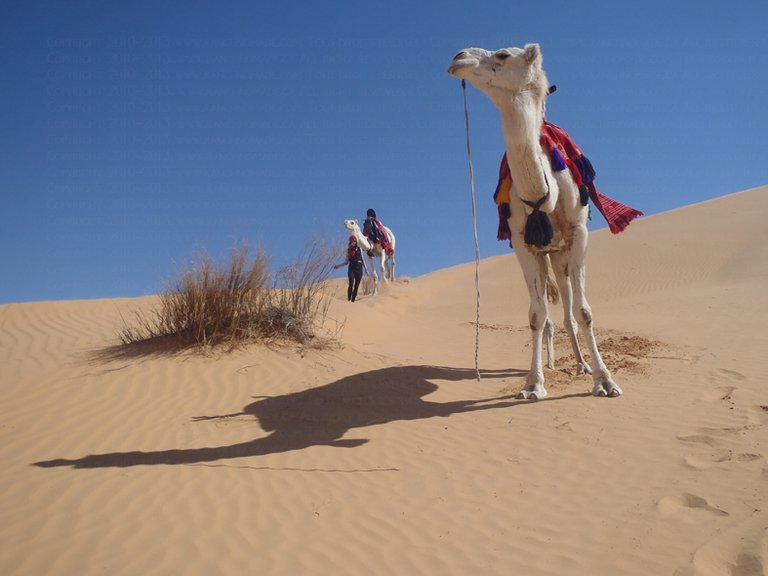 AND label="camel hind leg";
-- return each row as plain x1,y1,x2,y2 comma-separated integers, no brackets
544,317,554,370
384,227,396,282
378,251,389,285
568,226,622,397
549,251,591,375
542,258,558,370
